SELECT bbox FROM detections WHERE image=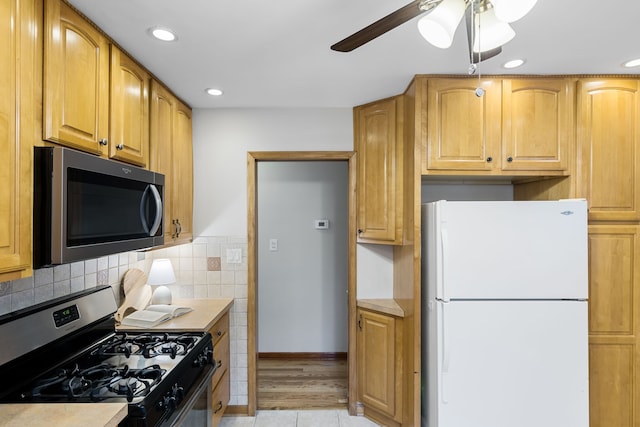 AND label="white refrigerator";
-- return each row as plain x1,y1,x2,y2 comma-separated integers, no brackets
421,200,589,427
